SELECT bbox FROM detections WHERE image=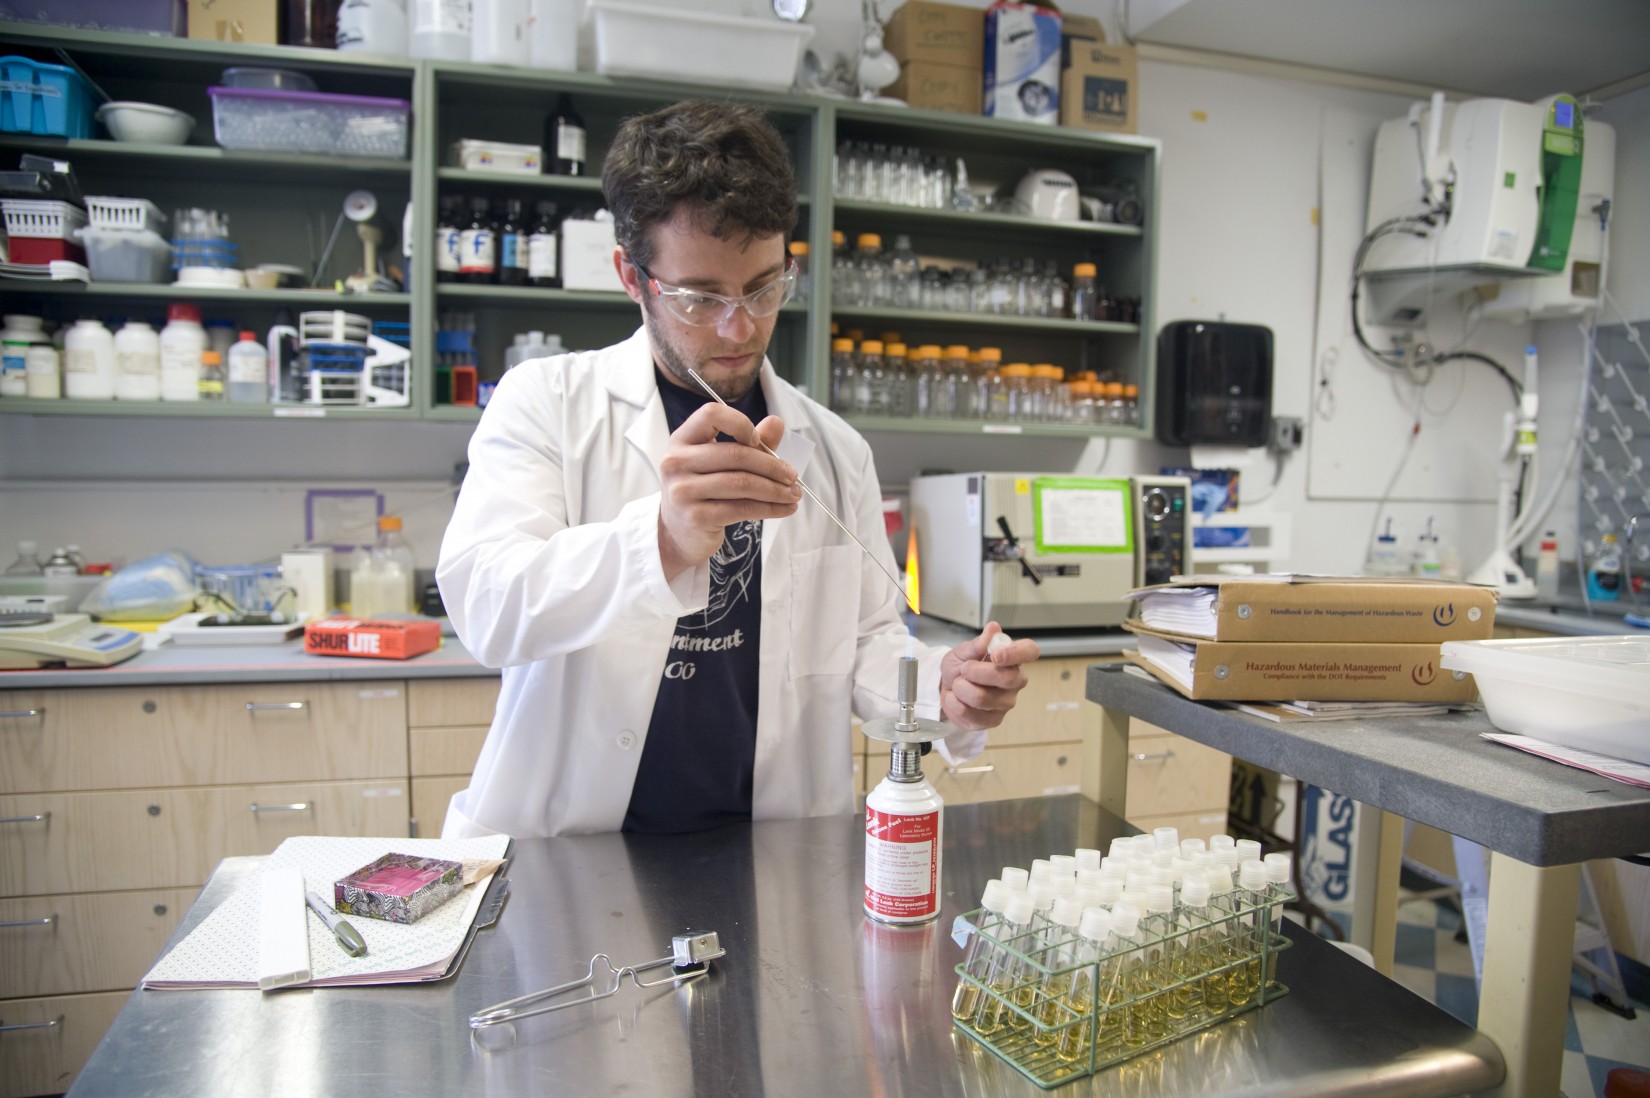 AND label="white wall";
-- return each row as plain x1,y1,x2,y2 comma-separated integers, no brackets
3,11,1647,585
